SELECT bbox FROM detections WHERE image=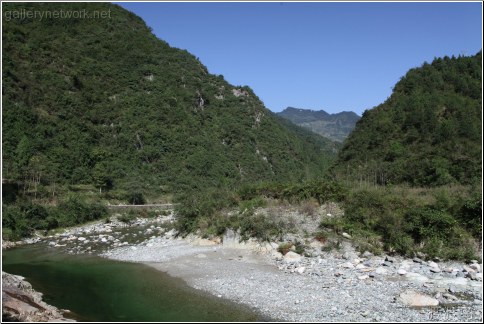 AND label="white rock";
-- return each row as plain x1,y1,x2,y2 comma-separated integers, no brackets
77,237,86,241
358,275,369,280
342,232,352,239
398,269,407,275
355,264,366,270
428,261,439,268
272,251,283,260
375,267,387,275
463,265,475,273
296,267,306,274
469,263,481,272
283,251,302,263
397,290,439,307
